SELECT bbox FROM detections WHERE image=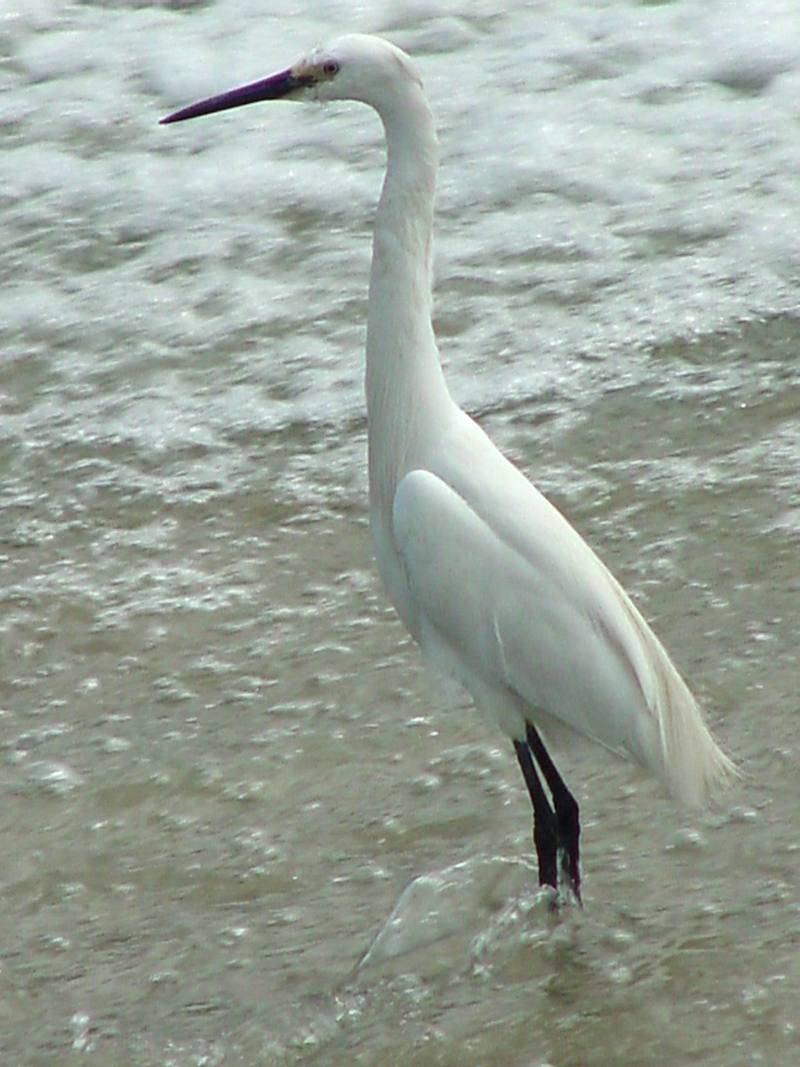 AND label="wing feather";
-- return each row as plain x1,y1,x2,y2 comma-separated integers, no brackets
392,455,735,807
